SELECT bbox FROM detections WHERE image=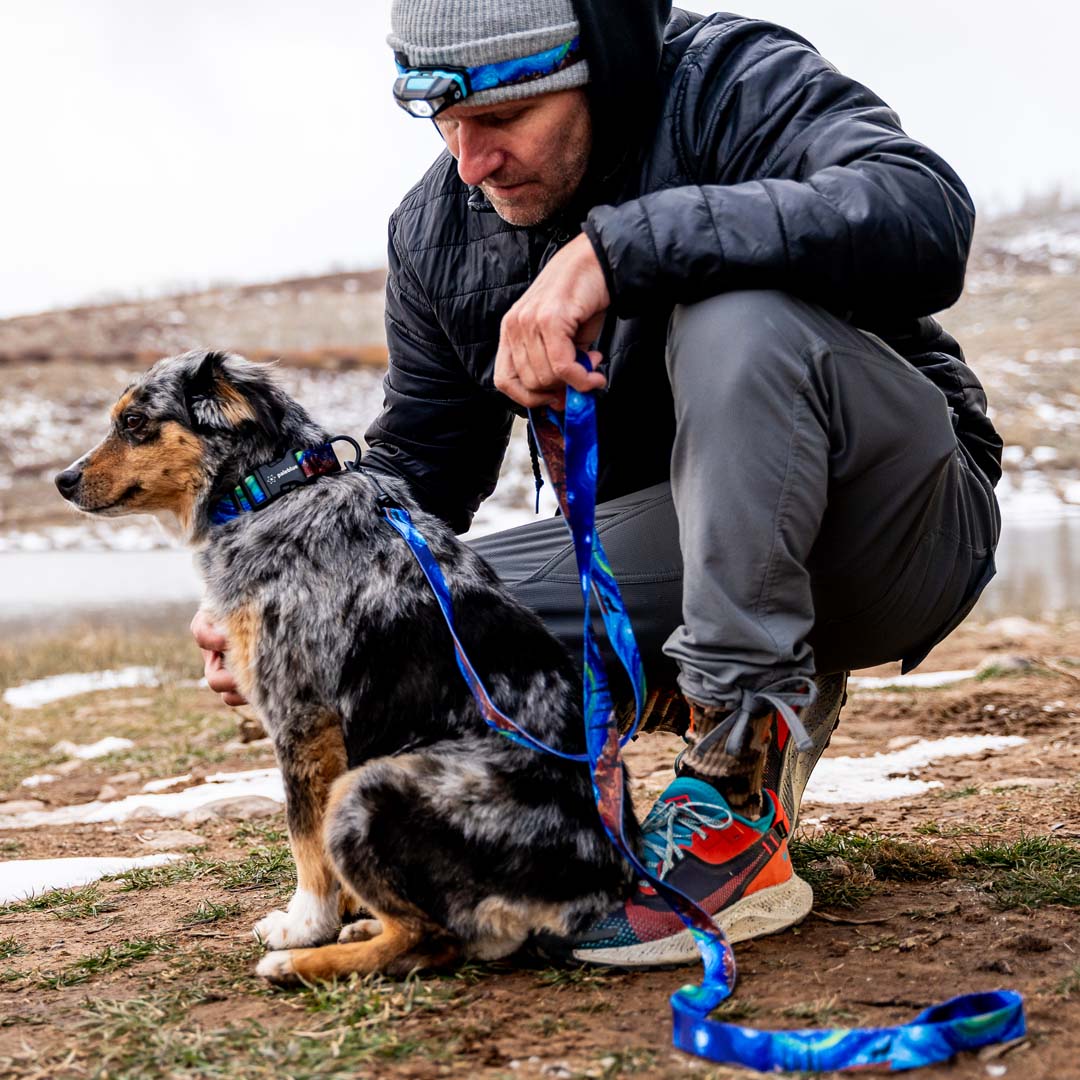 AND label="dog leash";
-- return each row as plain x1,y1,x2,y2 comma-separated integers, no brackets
382,352,1025,1073
208,384,1026,1069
